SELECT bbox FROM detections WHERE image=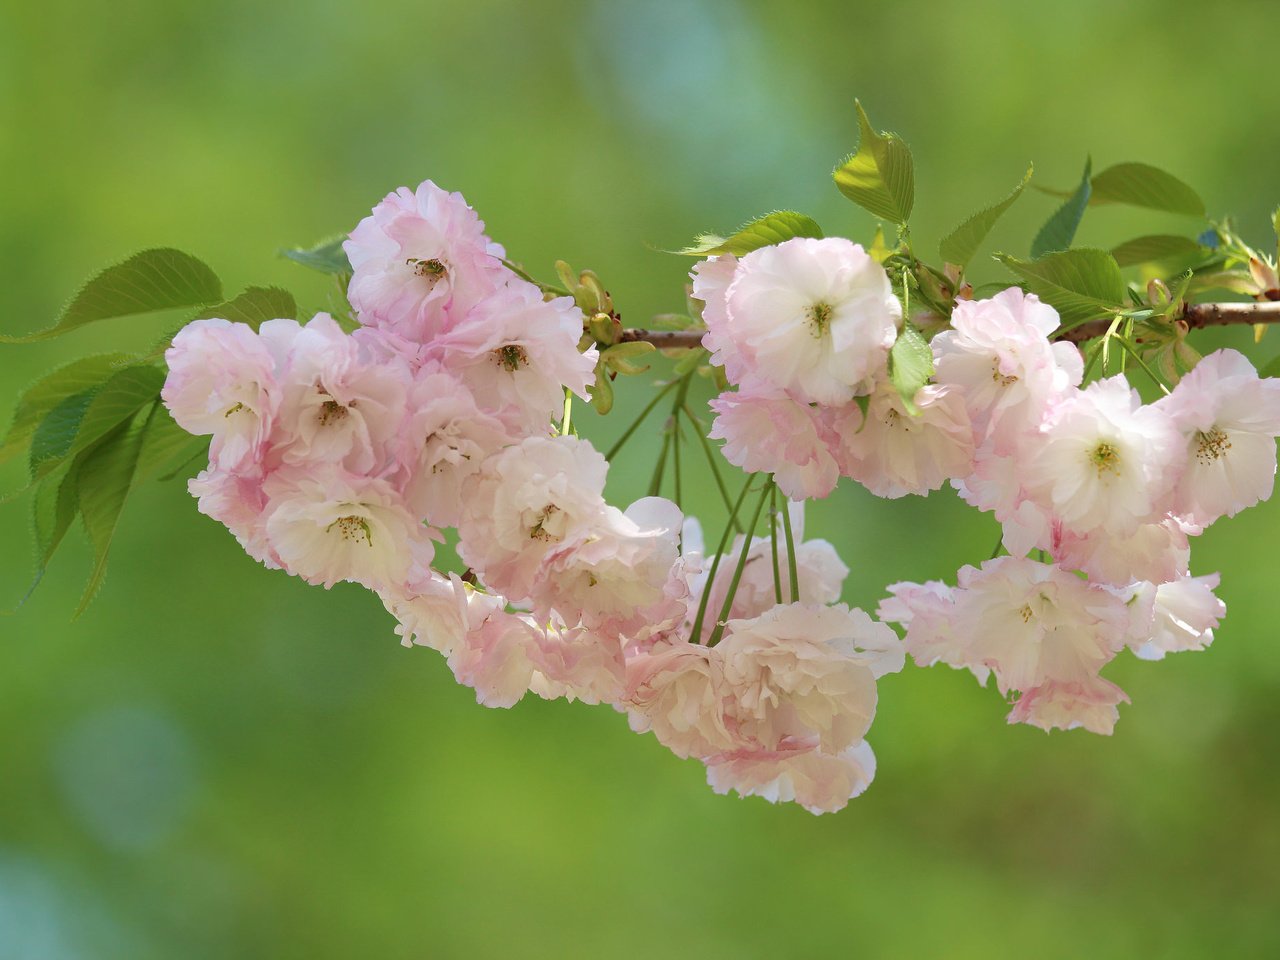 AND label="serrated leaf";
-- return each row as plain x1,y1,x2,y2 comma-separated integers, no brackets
1110,234,1205,268
74,405,153,617
194,286,298,327
1,249,222,343
28,365,166,483
23,459,82,603
887,322,933,415
1089,162,1204,216
1031,158,1092,259
135,406,206,483
281,237,351,275
939,165,1033,267
0,354,132,467
670,211,823,257
833,102,915,224
995,249,1127,325
868,226,891,264
142,286,300,363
